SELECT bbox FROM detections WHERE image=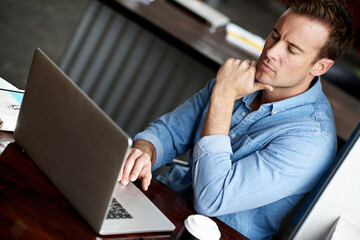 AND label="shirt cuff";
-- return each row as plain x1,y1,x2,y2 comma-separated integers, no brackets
193,135,233,161
133,132,164,170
